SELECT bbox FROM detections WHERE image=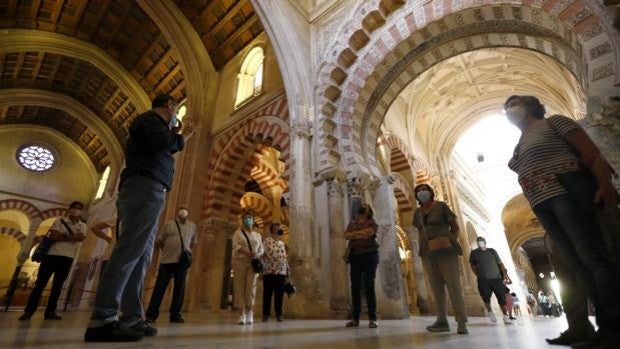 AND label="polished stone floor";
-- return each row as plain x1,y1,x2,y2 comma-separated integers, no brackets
0,311,570,349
